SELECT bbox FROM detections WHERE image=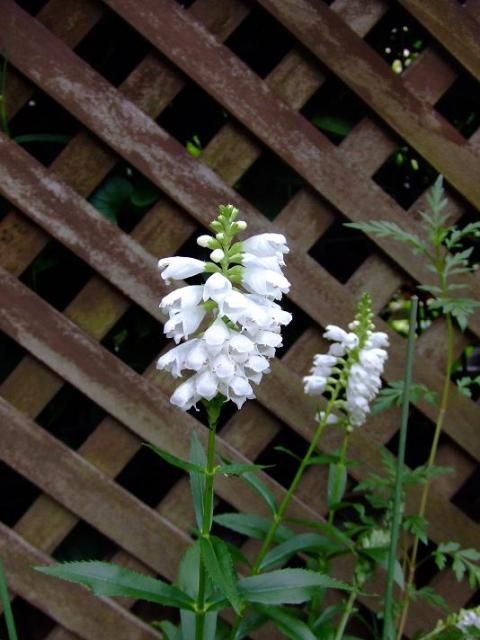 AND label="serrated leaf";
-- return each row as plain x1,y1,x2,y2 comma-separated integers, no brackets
344,221,426,254
190,431,207,531
36,561,195,609
214,513,291,542
256,604,317,640
238,569,348,605
219,463,271,476
259,533,337,571
146,444,205,474
199,536,243,615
